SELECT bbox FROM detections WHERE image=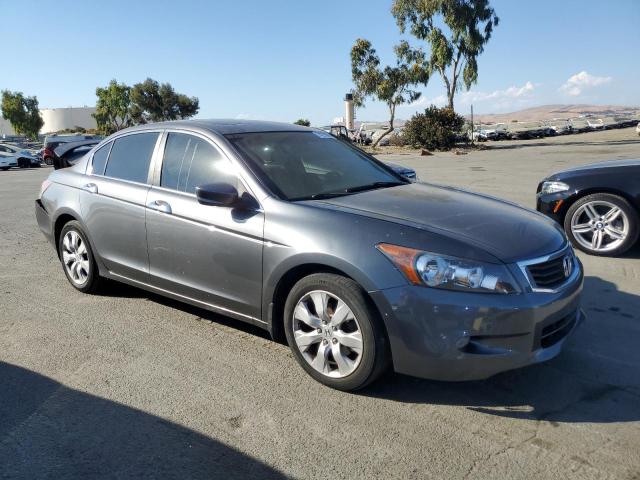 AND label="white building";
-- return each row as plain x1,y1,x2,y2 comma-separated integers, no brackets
41,107,97,133
0,106,97,137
